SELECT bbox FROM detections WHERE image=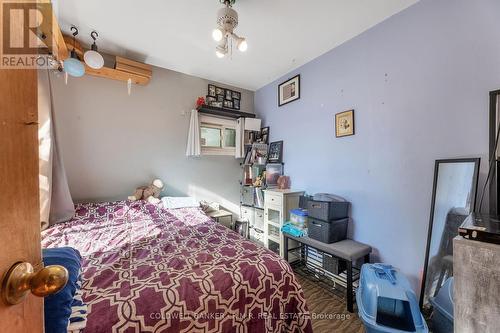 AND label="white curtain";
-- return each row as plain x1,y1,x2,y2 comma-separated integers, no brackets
186,109,201,157
235,117,245,158
39,69,75,230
